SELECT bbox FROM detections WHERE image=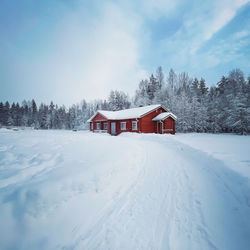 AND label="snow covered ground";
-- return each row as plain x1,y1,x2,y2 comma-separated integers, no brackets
0,129,250,250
